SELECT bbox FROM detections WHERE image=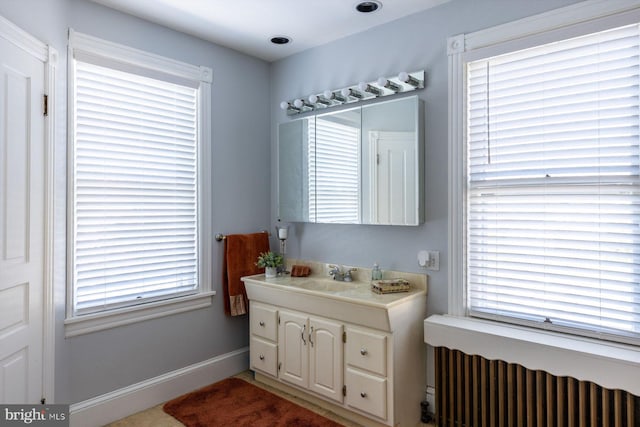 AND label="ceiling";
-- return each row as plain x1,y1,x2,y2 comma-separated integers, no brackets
88,0,451,62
